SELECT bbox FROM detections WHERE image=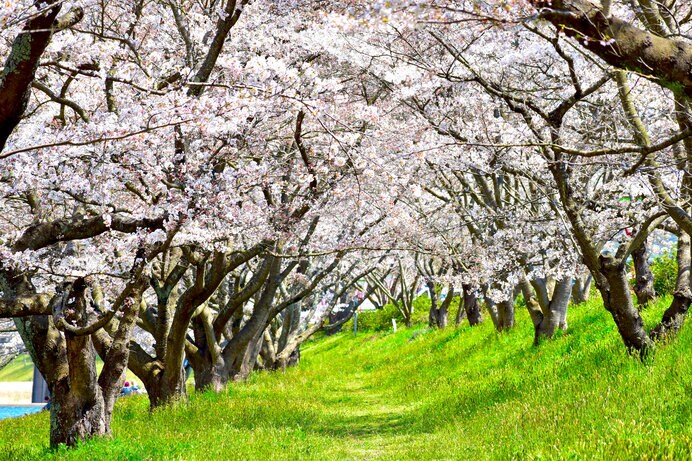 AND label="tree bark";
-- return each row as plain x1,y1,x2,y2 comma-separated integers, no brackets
222,260,282,381
1,228,151,448
535,277,571,340
427,281,453,329
571,271,592,304
598,256,654,354
127,246,266,408
520,275,545,340
142,369,188,408
435,286,454,329
495,298,515,331
633,240,656,308
484,283,515,332
188,308,227,393
190,356,227,393
15,315,107,448
462,283,482,326
530,0,692,98
650,231,692,340
0,3,84,152
454,296,466,326
13,271,146,447
188,0,249,96
325,304,356,335
427,280,438,328
520,274,571,343
549,159,654,357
